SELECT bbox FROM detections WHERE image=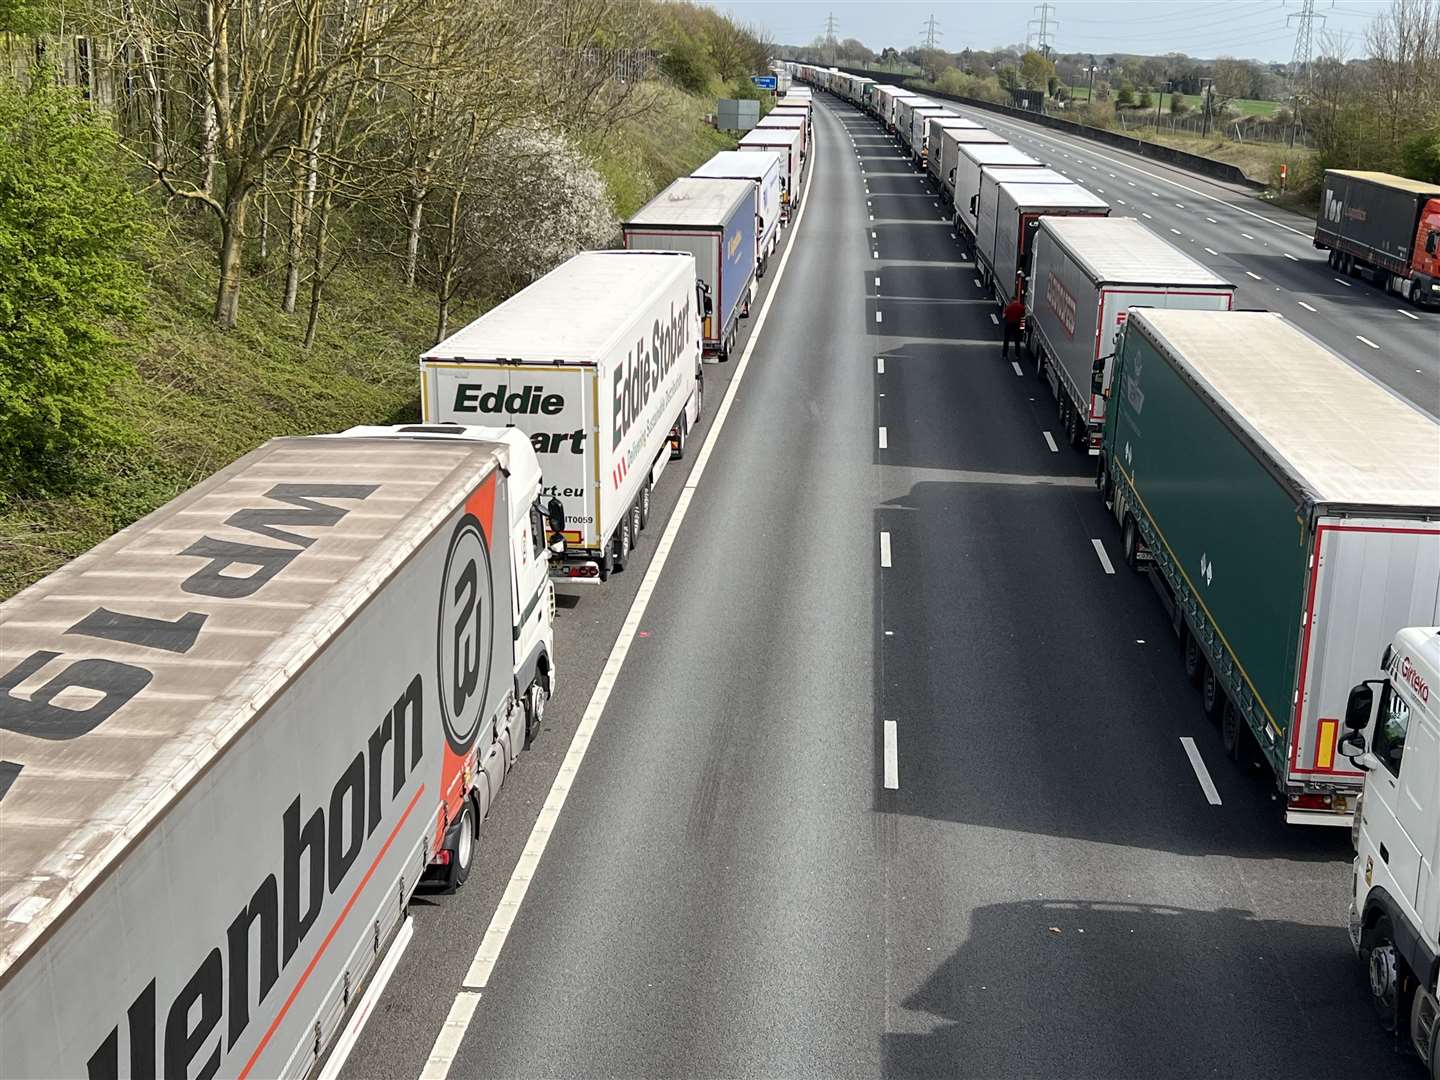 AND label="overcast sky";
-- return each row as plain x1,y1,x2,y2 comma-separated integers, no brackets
700,1,1387,64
